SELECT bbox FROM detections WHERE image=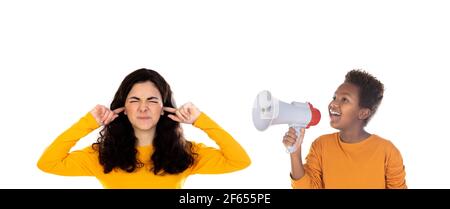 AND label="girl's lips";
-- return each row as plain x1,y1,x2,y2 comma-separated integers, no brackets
137,117,151,120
